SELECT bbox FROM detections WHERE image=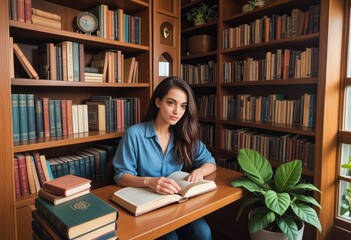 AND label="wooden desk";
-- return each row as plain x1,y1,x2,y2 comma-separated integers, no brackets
92,167,244,240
